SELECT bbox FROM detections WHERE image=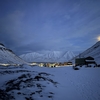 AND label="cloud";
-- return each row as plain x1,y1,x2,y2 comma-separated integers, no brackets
15,41,47,55
0,11,26,50
0,0,100,55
